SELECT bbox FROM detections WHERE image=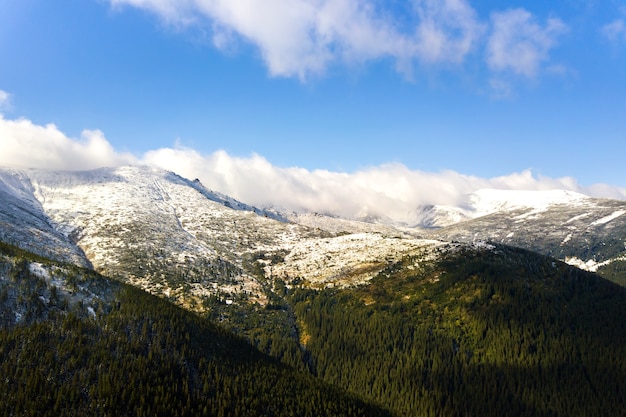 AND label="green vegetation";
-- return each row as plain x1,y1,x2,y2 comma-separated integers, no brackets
288,246,626,416
0,243,391,417
598,259,626,286
190,243,626,417
2,241,626,417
